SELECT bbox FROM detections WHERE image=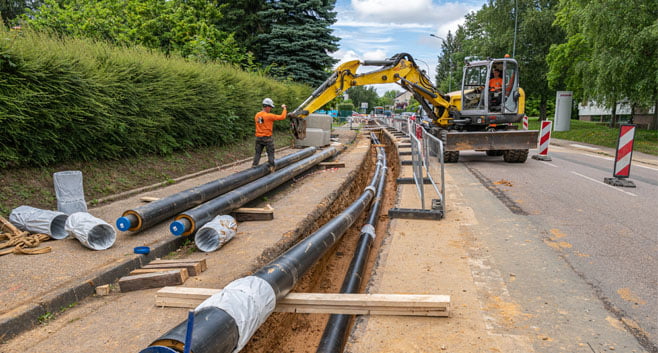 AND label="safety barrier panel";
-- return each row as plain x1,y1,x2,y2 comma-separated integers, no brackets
604,124,637,188
531,120,552,161
379,117,445,219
